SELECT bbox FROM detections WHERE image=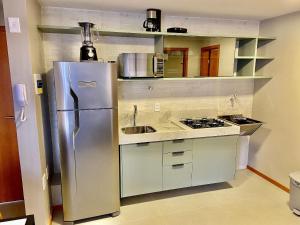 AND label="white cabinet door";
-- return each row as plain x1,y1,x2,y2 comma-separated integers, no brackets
192,136,238,186
121,142,163,197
